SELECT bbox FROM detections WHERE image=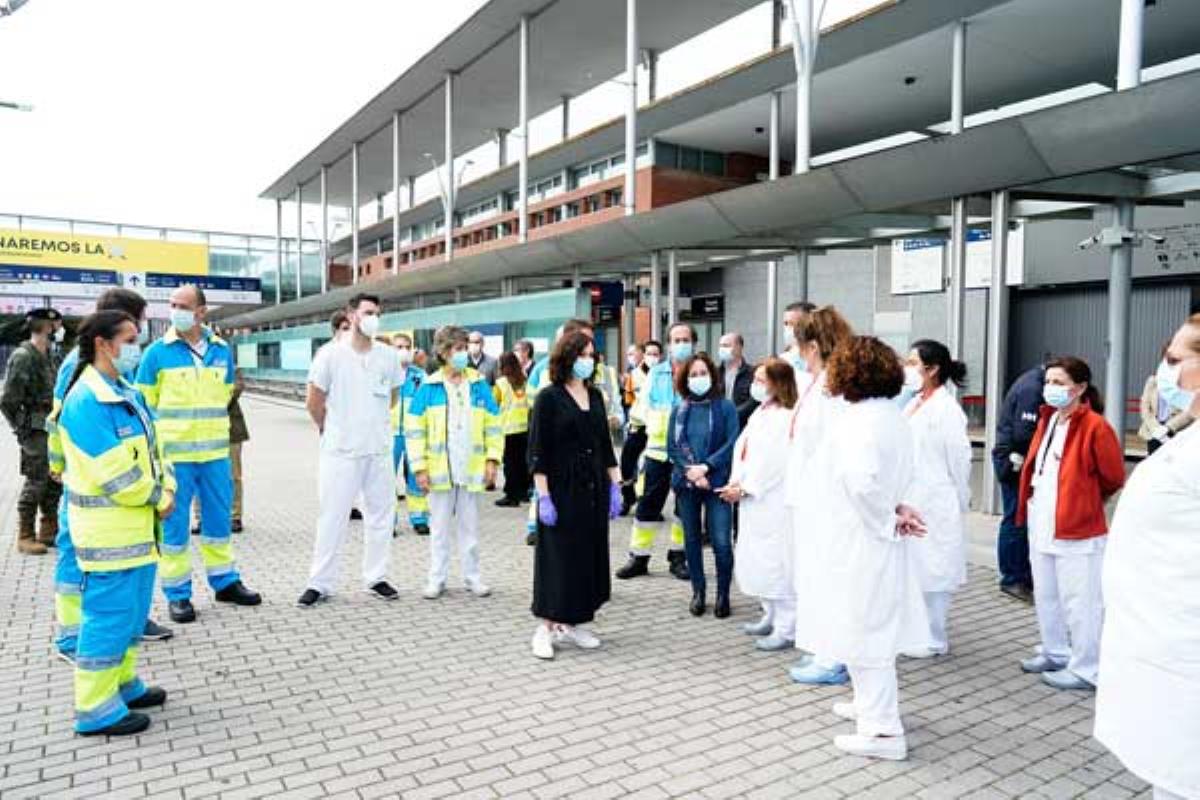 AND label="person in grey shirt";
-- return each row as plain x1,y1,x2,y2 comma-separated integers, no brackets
467,331,498,385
